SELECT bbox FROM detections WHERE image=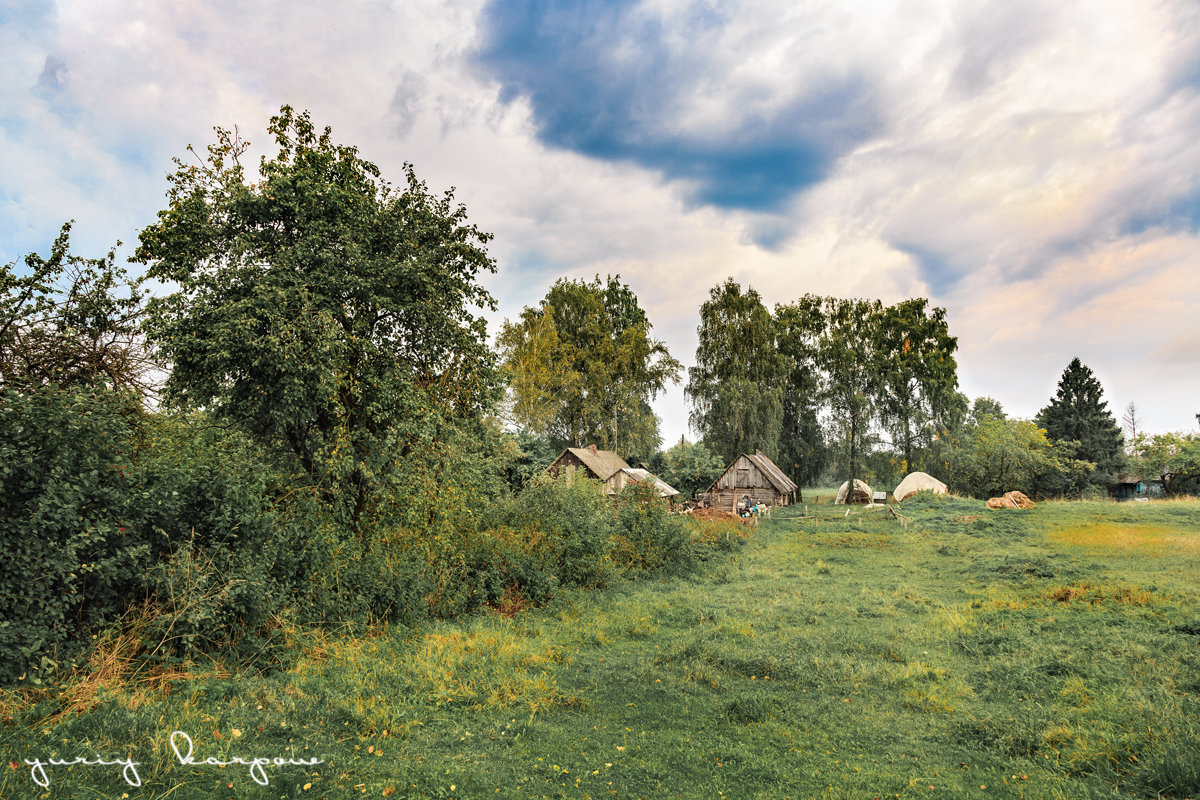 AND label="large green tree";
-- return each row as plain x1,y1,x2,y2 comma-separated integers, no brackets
138,107,499,525
498,275,680,459
944,412,1089,498
648,439,725,499
819,297,883,486
1035,357,1124,490
876,298,961,472
773,295,827,486
1129,432,1200,496
686,279,784,465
